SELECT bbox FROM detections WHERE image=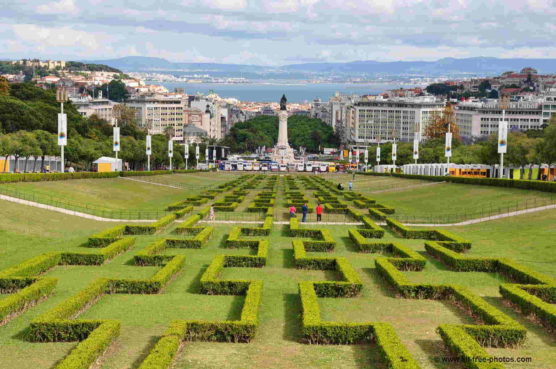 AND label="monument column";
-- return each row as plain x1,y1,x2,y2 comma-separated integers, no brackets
277,110,288,146
272,94,296,164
